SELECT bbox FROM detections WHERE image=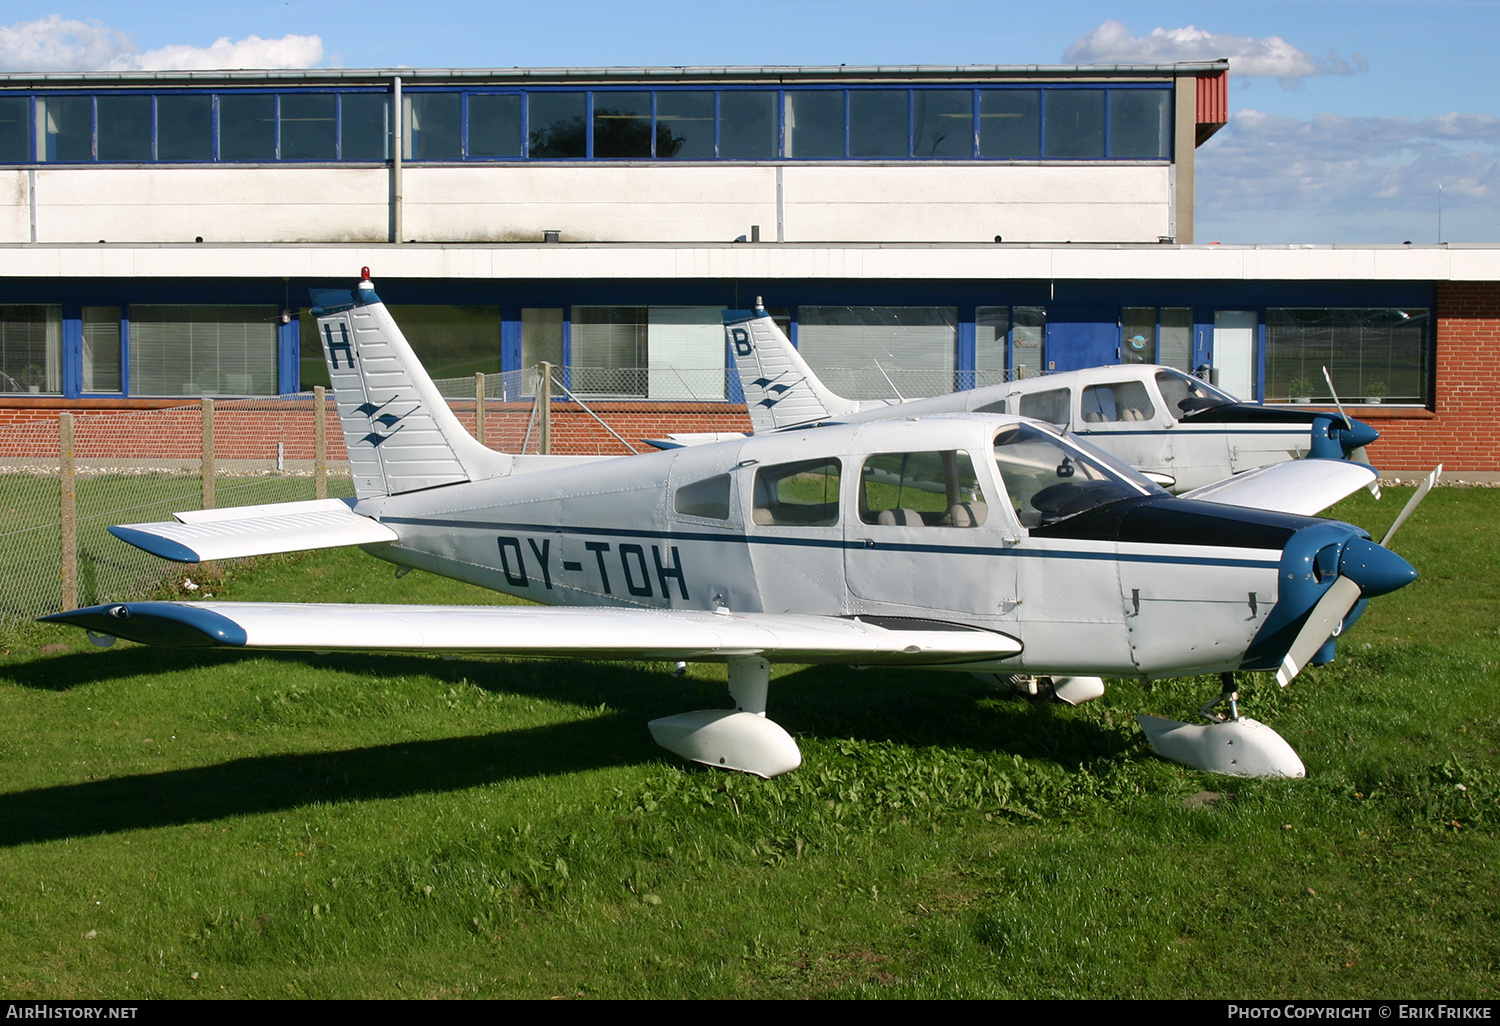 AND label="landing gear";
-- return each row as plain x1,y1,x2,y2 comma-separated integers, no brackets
1137,672,1306,778
977,673,1106,706
647,656,802,778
